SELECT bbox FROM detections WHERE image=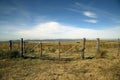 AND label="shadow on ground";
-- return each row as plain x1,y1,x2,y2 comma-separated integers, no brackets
23,55,95,61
